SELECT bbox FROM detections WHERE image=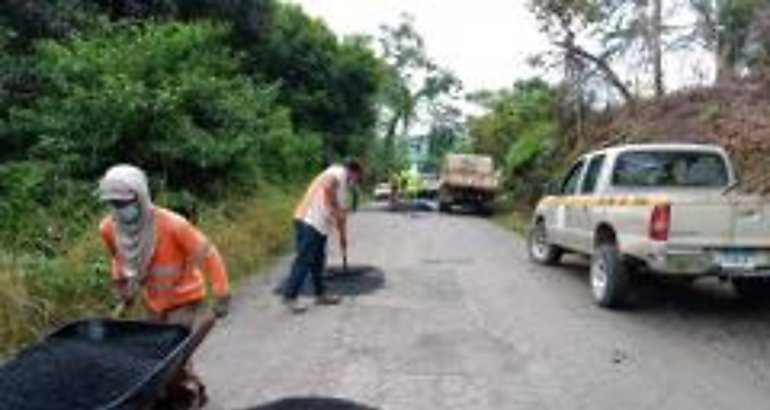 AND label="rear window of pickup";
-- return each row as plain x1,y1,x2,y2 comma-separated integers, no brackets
612,150,729,188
